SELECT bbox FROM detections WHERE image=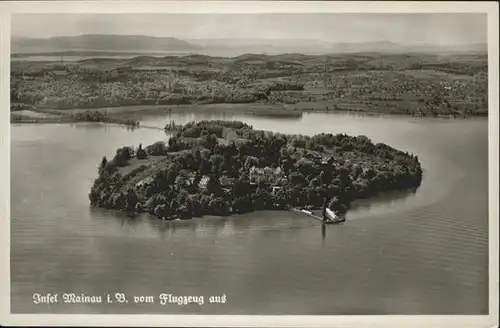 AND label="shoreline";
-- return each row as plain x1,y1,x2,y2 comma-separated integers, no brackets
10,103,487,126
37,102,490,117
11,108,140,127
